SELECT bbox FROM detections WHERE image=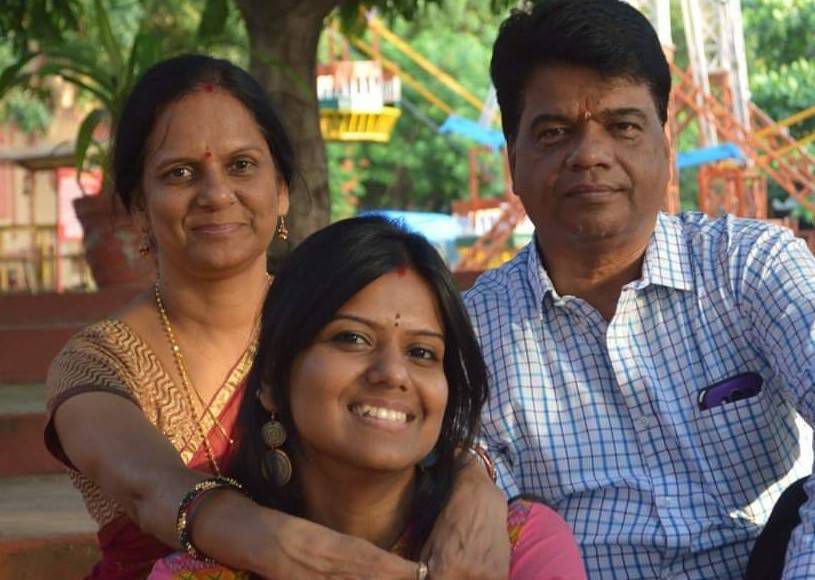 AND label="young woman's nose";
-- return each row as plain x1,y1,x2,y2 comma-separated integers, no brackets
366,344,409,392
